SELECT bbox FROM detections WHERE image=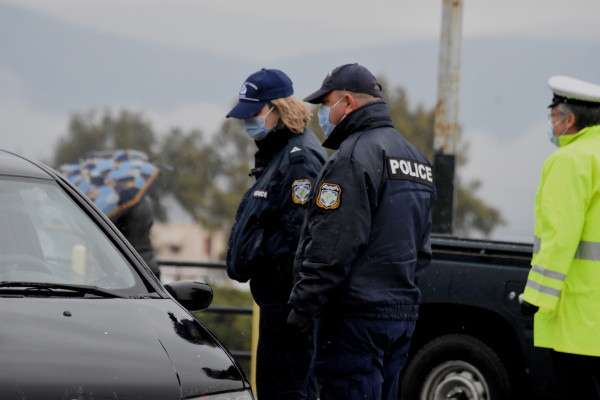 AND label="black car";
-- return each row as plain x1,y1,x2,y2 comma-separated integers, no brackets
0,149,254,400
